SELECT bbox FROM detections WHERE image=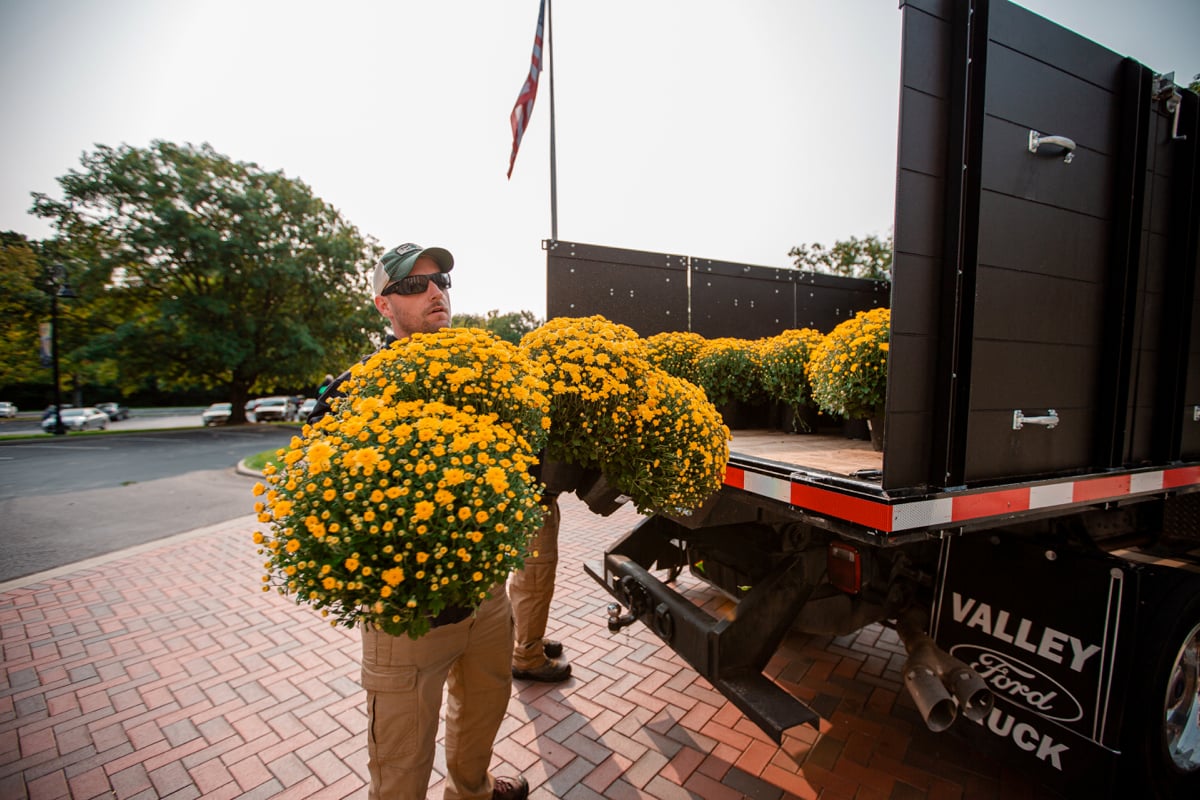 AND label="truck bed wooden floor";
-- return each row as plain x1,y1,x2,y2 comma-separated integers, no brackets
729,430,883,478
